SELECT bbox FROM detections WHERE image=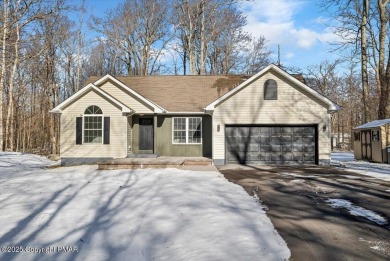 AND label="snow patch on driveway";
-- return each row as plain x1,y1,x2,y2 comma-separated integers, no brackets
0,152,290,261
325,199,388,225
